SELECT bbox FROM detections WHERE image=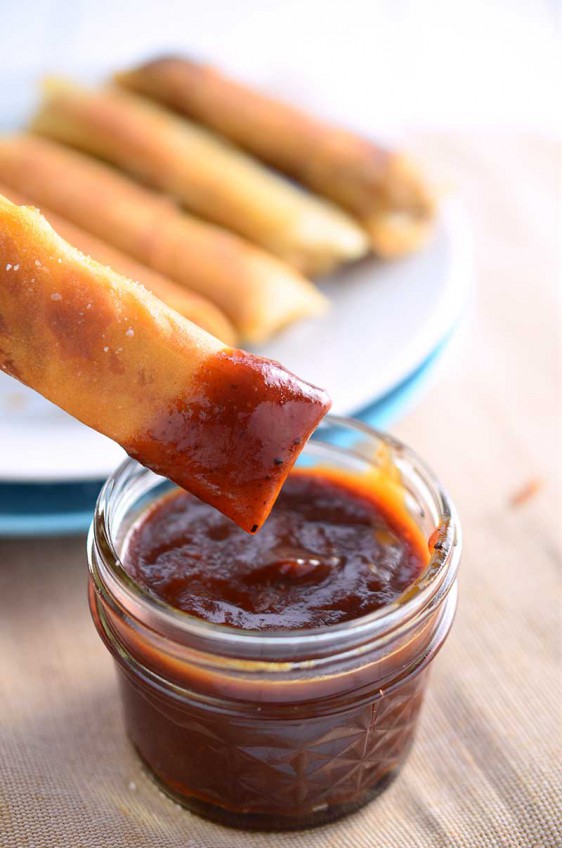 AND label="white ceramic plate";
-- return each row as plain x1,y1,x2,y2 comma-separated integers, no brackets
0,196,471,482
